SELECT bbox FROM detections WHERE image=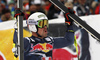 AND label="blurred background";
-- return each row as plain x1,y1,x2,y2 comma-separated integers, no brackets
0,0,100,22
0,0,100,60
